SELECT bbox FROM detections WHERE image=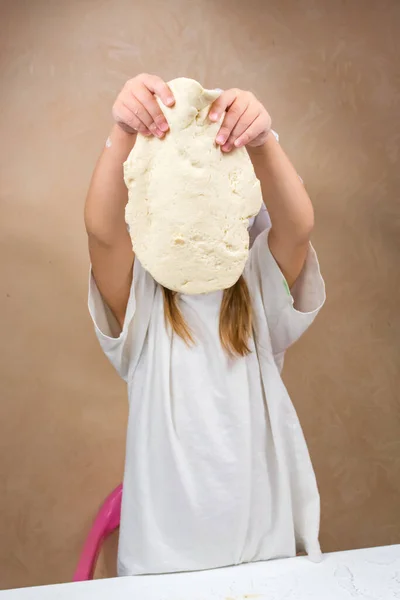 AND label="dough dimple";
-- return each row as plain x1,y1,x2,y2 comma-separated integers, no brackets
124,77,262,295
